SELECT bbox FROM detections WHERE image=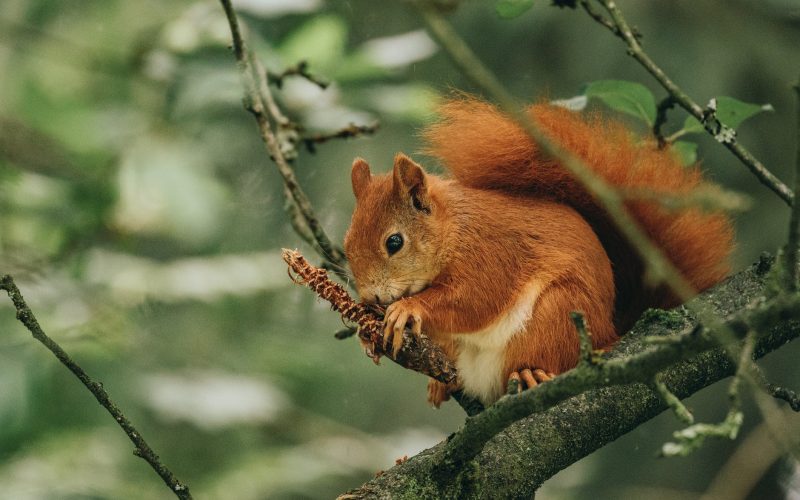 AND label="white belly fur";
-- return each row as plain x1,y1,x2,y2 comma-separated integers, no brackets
455,280,543,405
